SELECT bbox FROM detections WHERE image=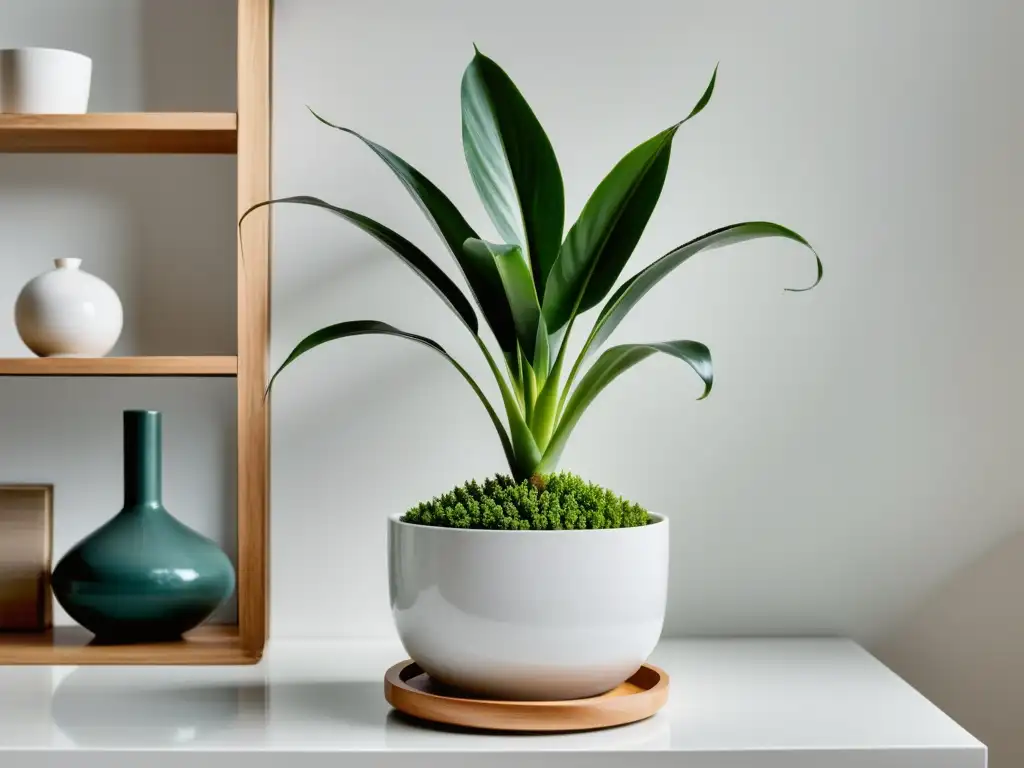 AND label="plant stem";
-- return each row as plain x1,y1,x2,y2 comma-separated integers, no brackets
556,321,596,421
524,362,537,424
474,336,542,479
505,352,525,412
530,352,562,450
531,315,575,452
